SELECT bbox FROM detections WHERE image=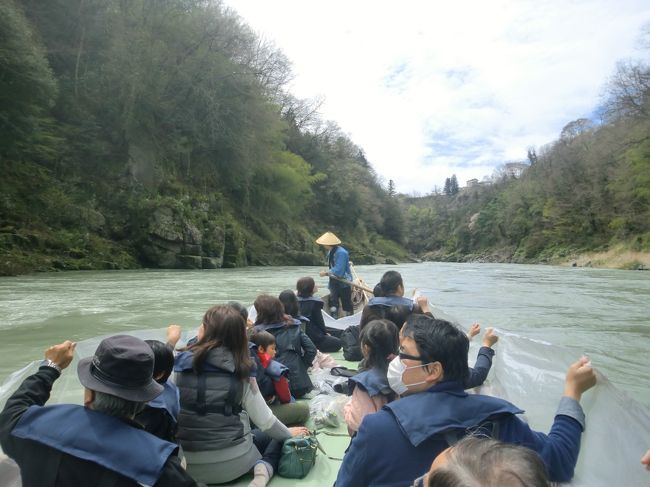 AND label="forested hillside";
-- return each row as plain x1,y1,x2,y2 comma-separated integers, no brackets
2,0,648,276
404,59,650,269
0,0,406,275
